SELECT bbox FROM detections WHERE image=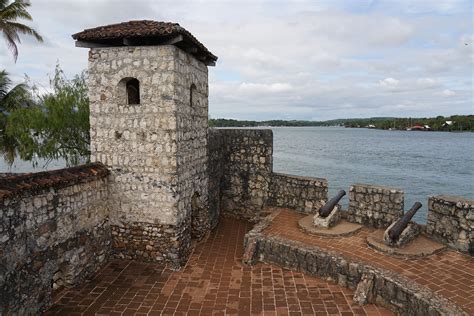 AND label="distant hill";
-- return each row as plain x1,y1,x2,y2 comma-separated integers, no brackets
209,115,474,131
